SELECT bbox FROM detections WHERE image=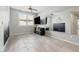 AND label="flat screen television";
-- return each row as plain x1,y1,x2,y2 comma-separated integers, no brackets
34,16,40,24
53,23,65,32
